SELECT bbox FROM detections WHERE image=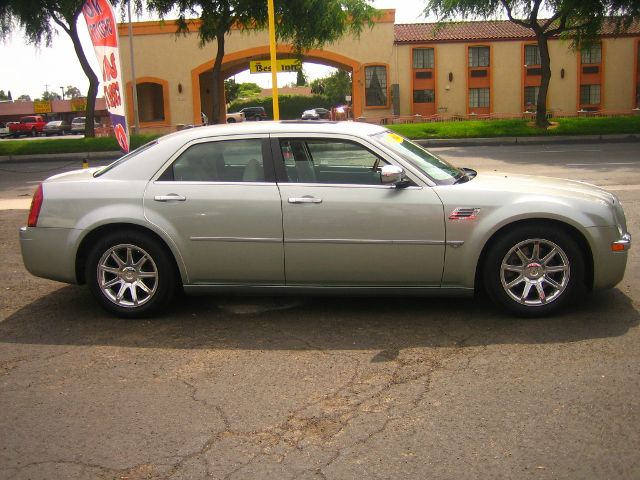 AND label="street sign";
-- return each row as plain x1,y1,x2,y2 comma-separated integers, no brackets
249,59,301,74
